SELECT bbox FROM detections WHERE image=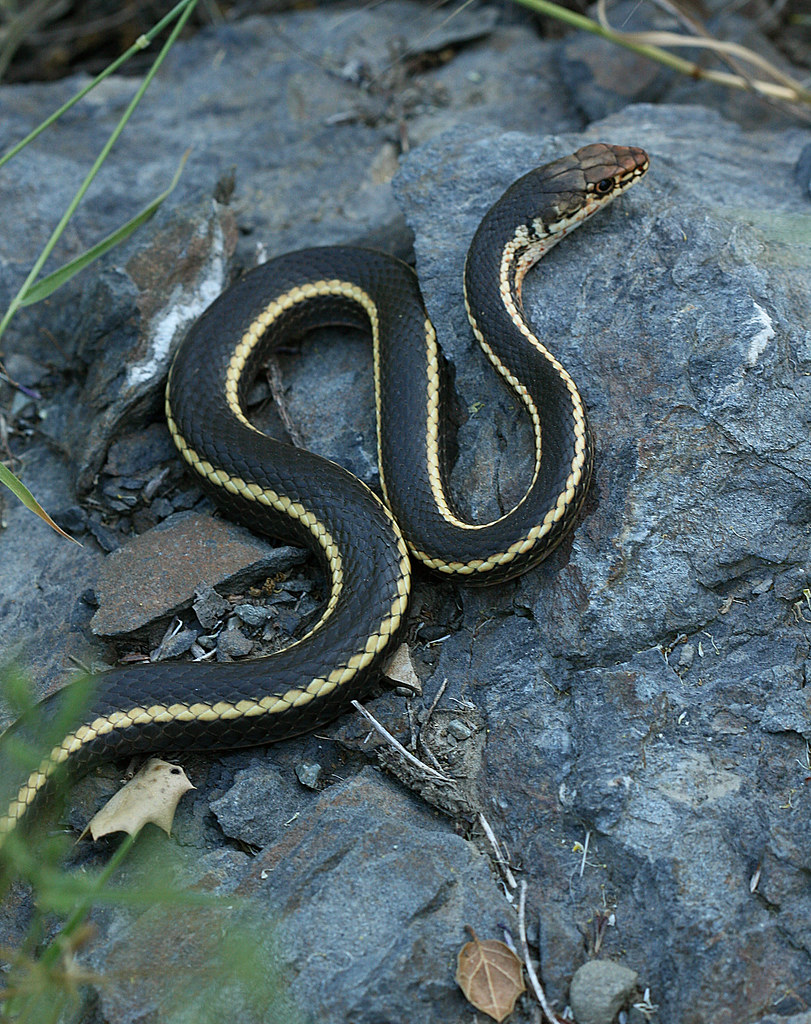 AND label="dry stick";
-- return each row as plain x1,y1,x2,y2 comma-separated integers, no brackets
518,880,562,1024
266,356,305,448
421,676,449,731
478,812,518,892
418,740,447,776
351,700,453,782
578,829,591,879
